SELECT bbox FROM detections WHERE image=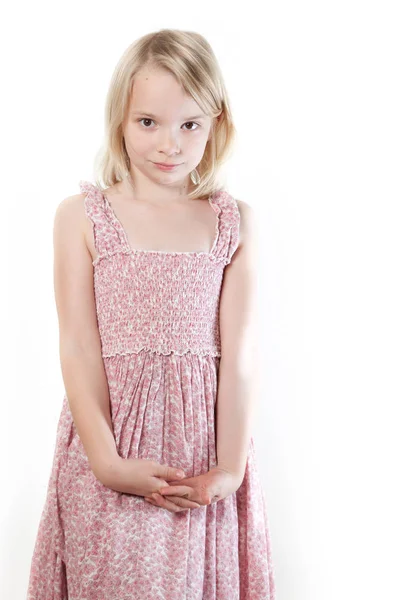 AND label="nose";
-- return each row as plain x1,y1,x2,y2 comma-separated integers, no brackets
157,128,181,156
